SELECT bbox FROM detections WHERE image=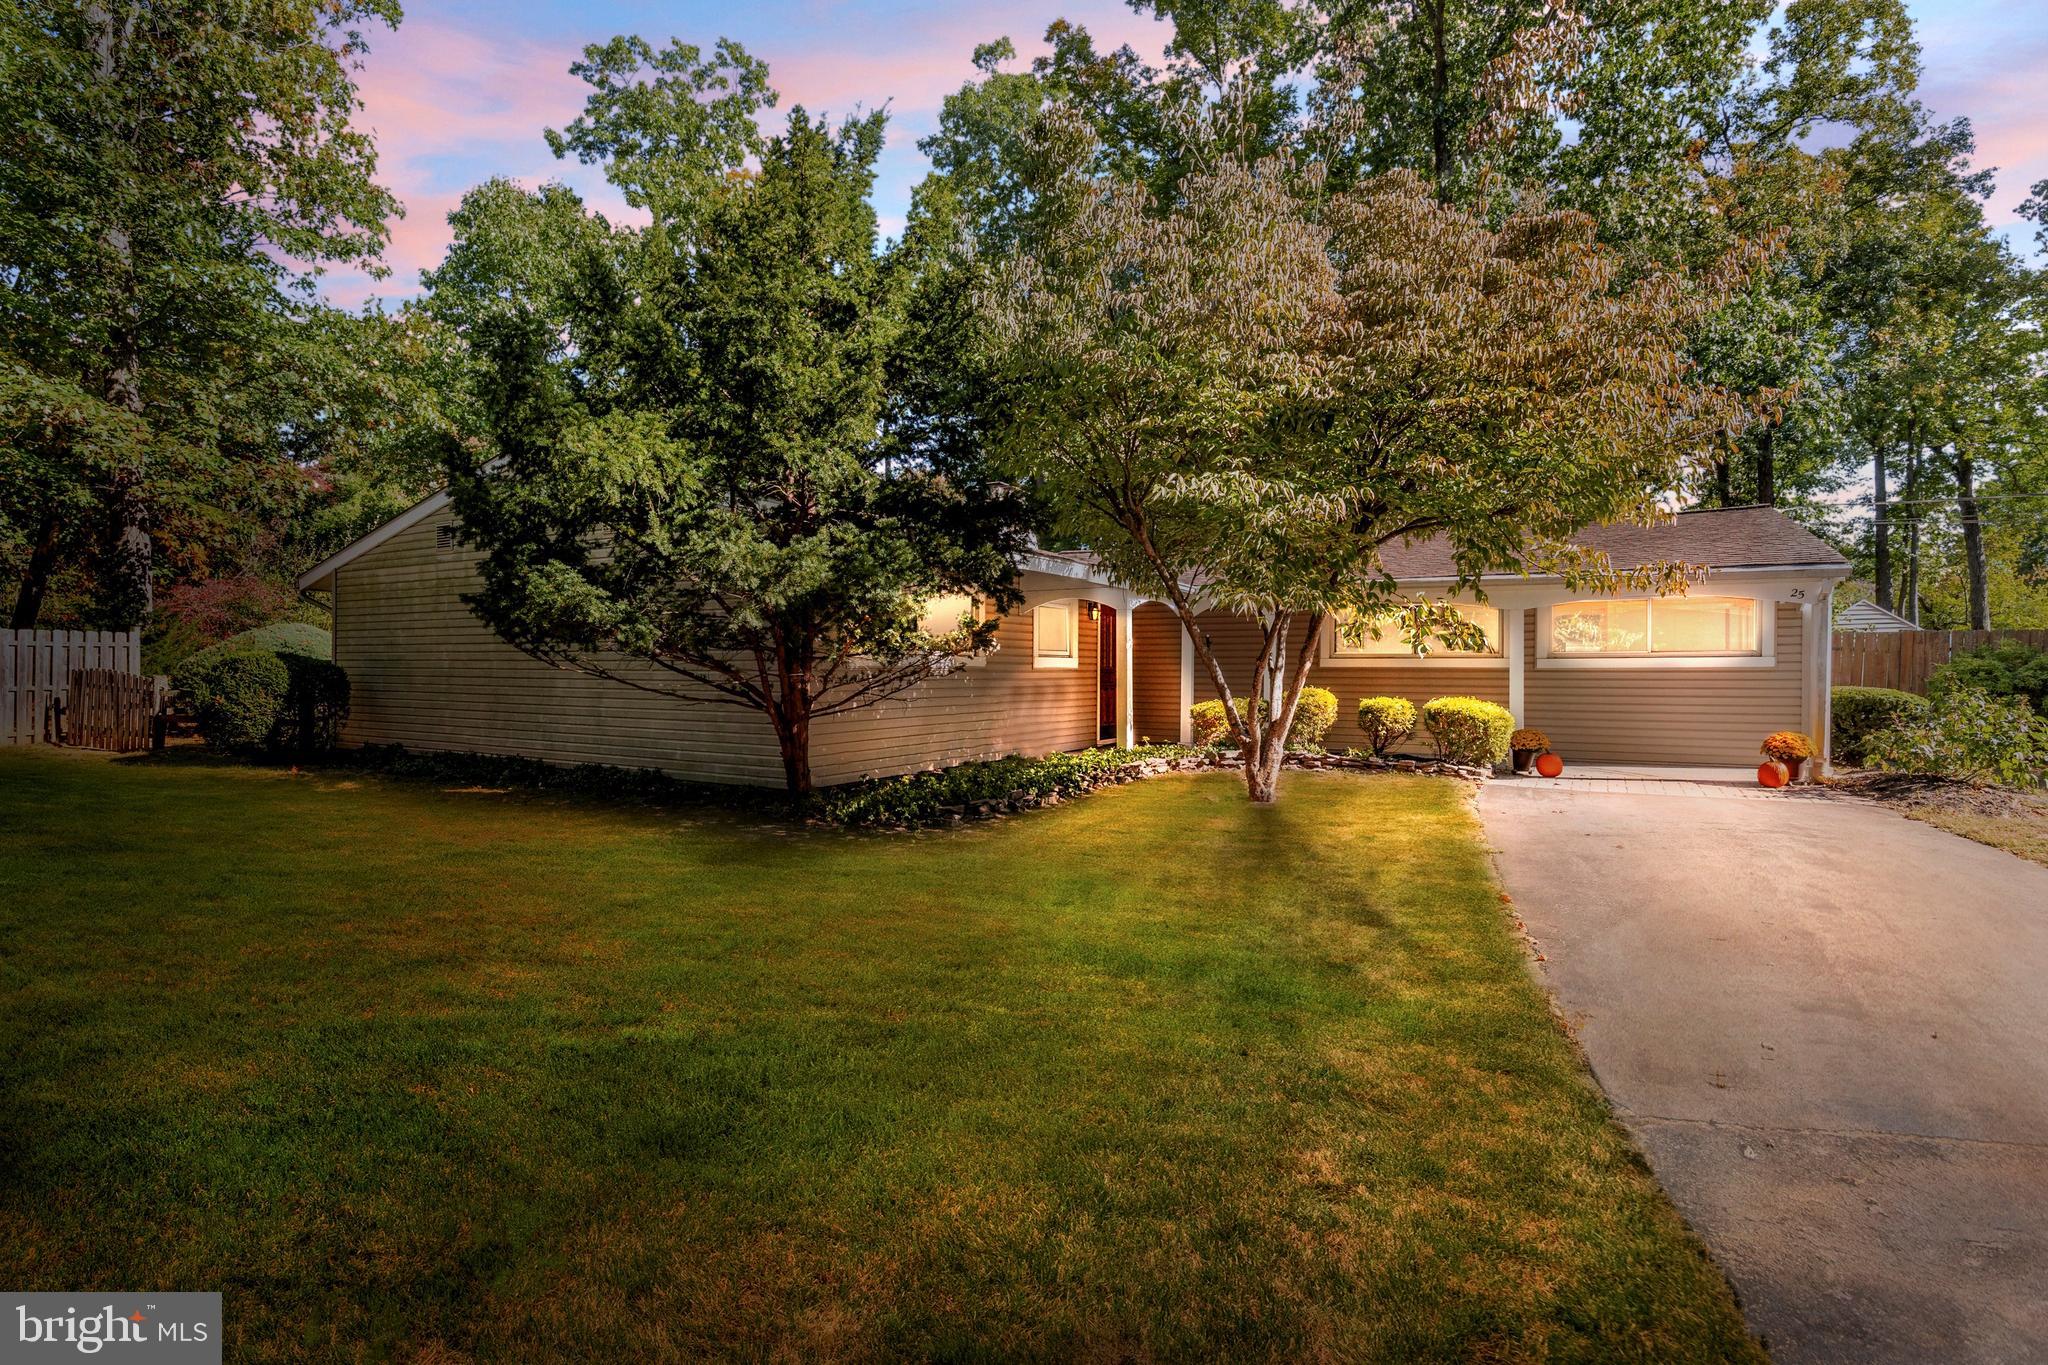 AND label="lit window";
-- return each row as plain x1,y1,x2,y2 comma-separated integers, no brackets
1550,600,1649,655
1332,604,1502,658
1650,596,1758,654
1033,603,1079,668
916,593,977,637
1549,596,1759,656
